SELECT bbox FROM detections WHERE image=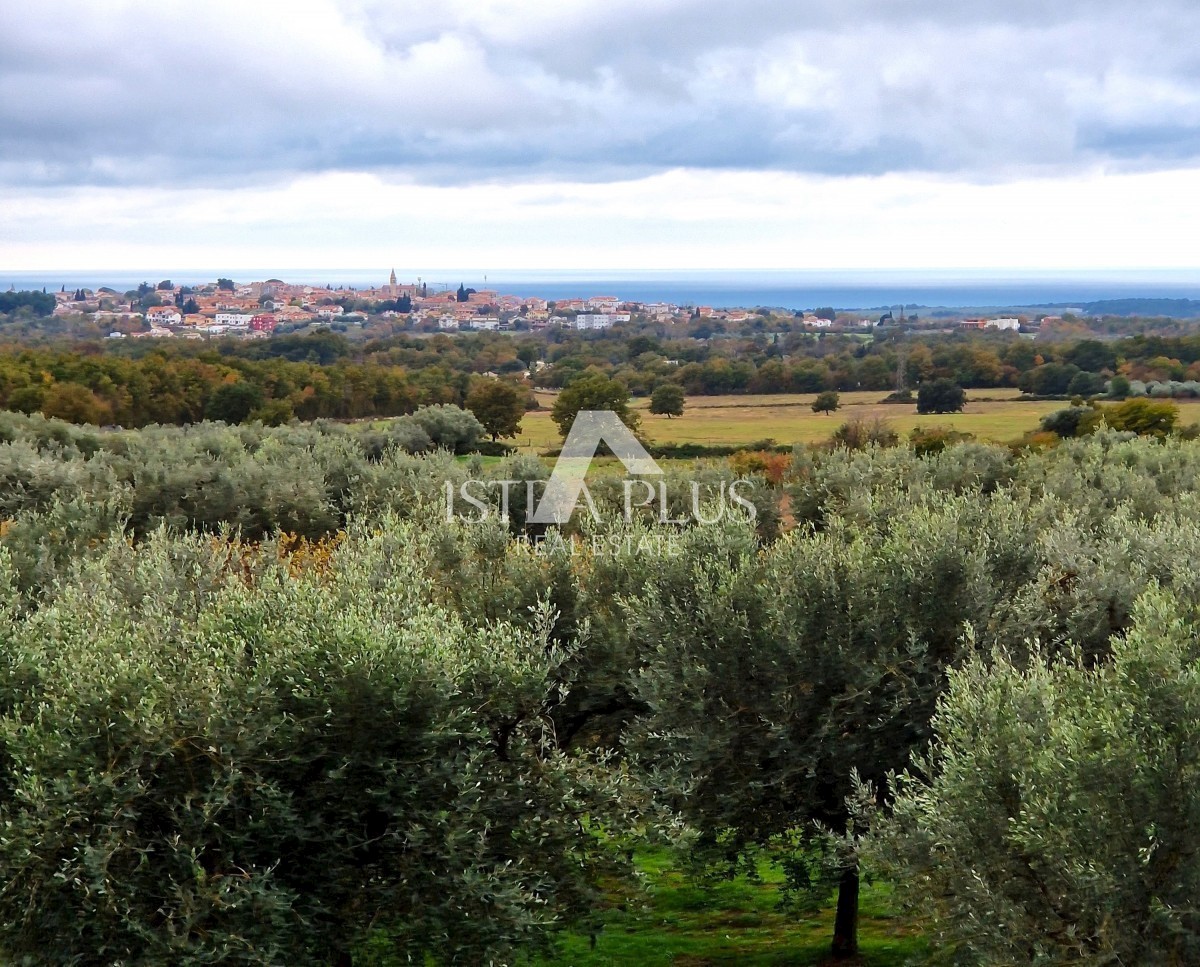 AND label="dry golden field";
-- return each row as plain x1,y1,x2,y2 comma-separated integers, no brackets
510,388,1176,452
